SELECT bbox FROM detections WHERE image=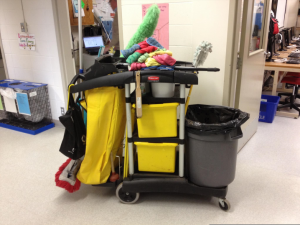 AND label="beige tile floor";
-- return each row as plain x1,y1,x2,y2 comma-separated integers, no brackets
0,116,300,225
